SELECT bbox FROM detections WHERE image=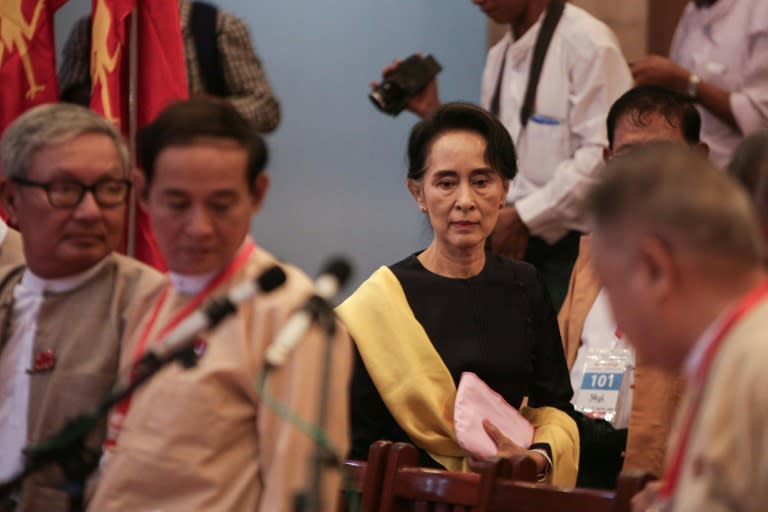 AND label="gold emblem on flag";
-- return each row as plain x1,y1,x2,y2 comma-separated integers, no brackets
92,0,120,124
0,0,46,100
